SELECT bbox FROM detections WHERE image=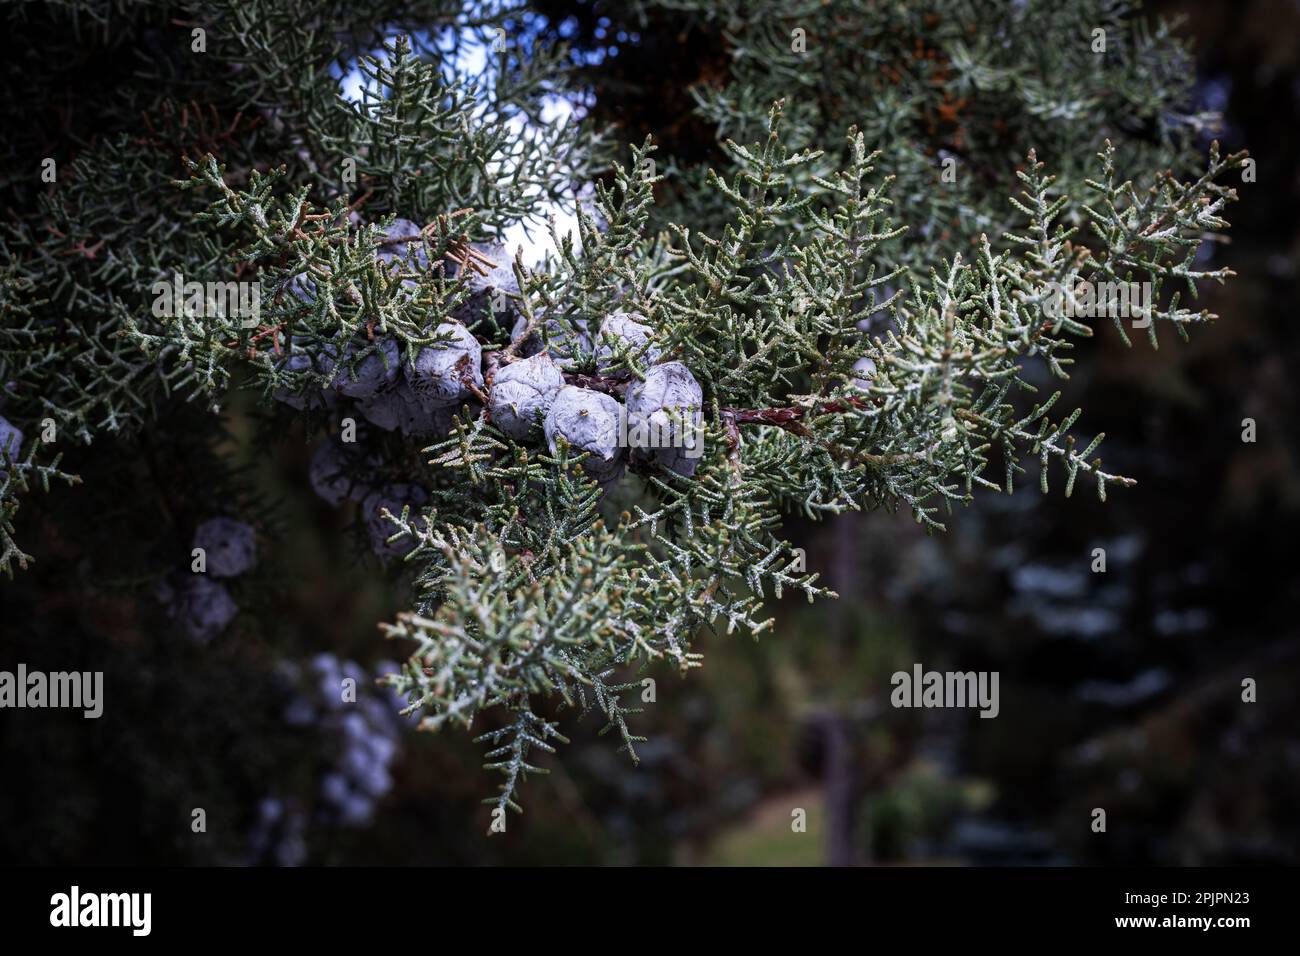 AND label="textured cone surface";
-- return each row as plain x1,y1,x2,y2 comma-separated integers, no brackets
511,314,593,370
626,361,705,477
489,353,565,440
363,484,429,557
544,385,625,481
408,323,483,406
596,311,661,373
332,336,401,399
193,517,257,577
